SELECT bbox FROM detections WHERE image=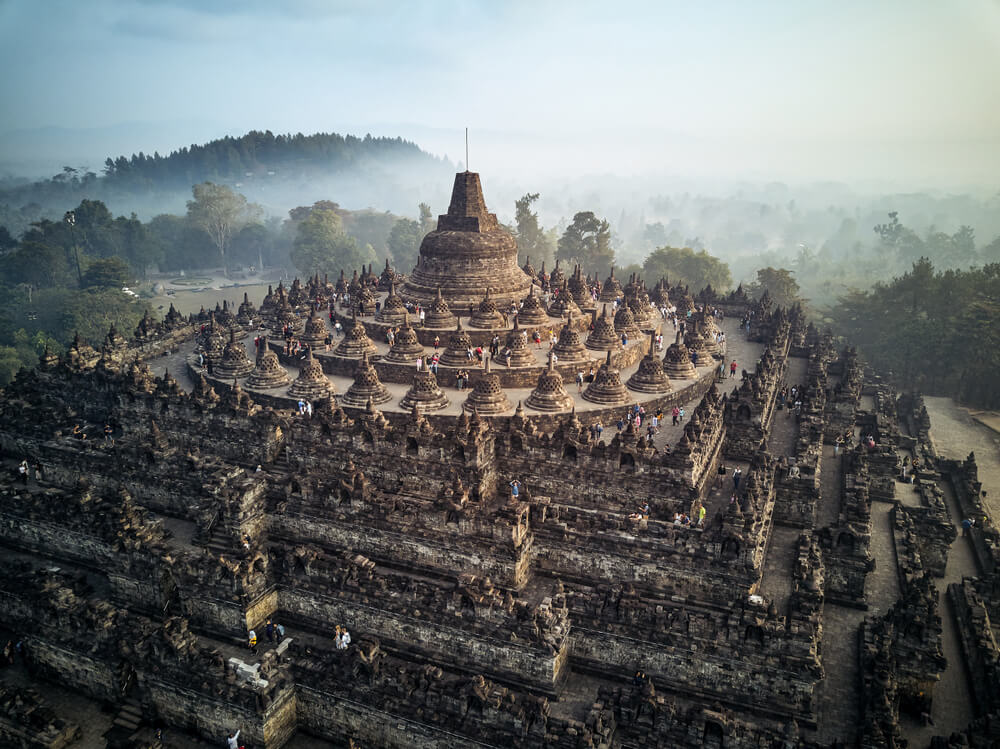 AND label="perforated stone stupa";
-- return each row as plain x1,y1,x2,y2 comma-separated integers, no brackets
247,348,291,389
341,352,392,407
214,330,254,380
516,286,550,328
585,305,622,352
462,357,512,414
662,331,698,379
334,313,378,359
627,333,672,394
399,370,449,412
422,287,457,329
582,351,631,406
526,354,575,412
402,171,531,307
286,349,336,401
